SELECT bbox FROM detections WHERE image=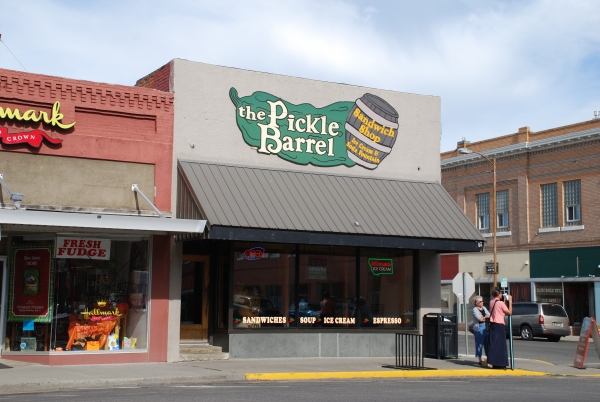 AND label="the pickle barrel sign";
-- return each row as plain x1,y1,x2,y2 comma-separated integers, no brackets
230,88,399,170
